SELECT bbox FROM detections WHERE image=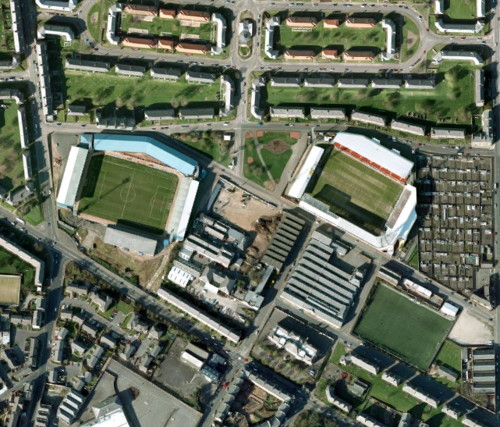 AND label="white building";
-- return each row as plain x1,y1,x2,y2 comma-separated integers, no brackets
37,24,75,42
381,19,396,60
106,4,122,45
211,13,226,55
35,0,77,11
264,17,280,59
56,146,89,209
